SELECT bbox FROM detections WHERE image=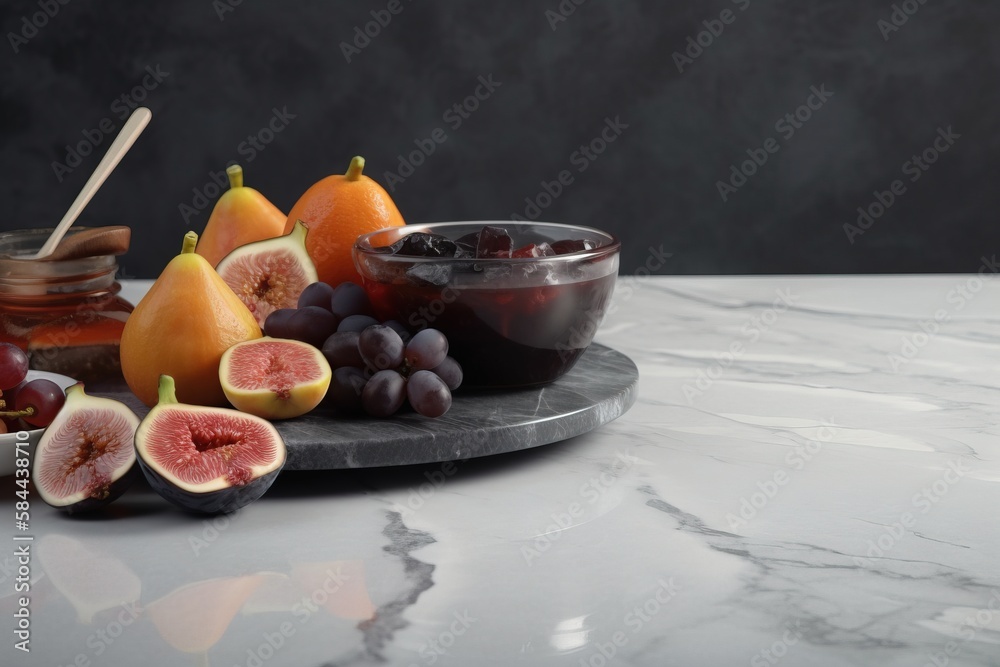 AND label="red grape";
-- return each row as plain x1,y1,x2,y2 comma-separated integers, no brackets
297,282,335,311
337,315,379,334
287,307,338,348
15,379,65,428
330,282,373,319
361,370,405,417
405,329,449,371
407,370,452,418
264,308,297,339
321,332,365,369
0,343,29,390
359,325,404,371
431,357,463,391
